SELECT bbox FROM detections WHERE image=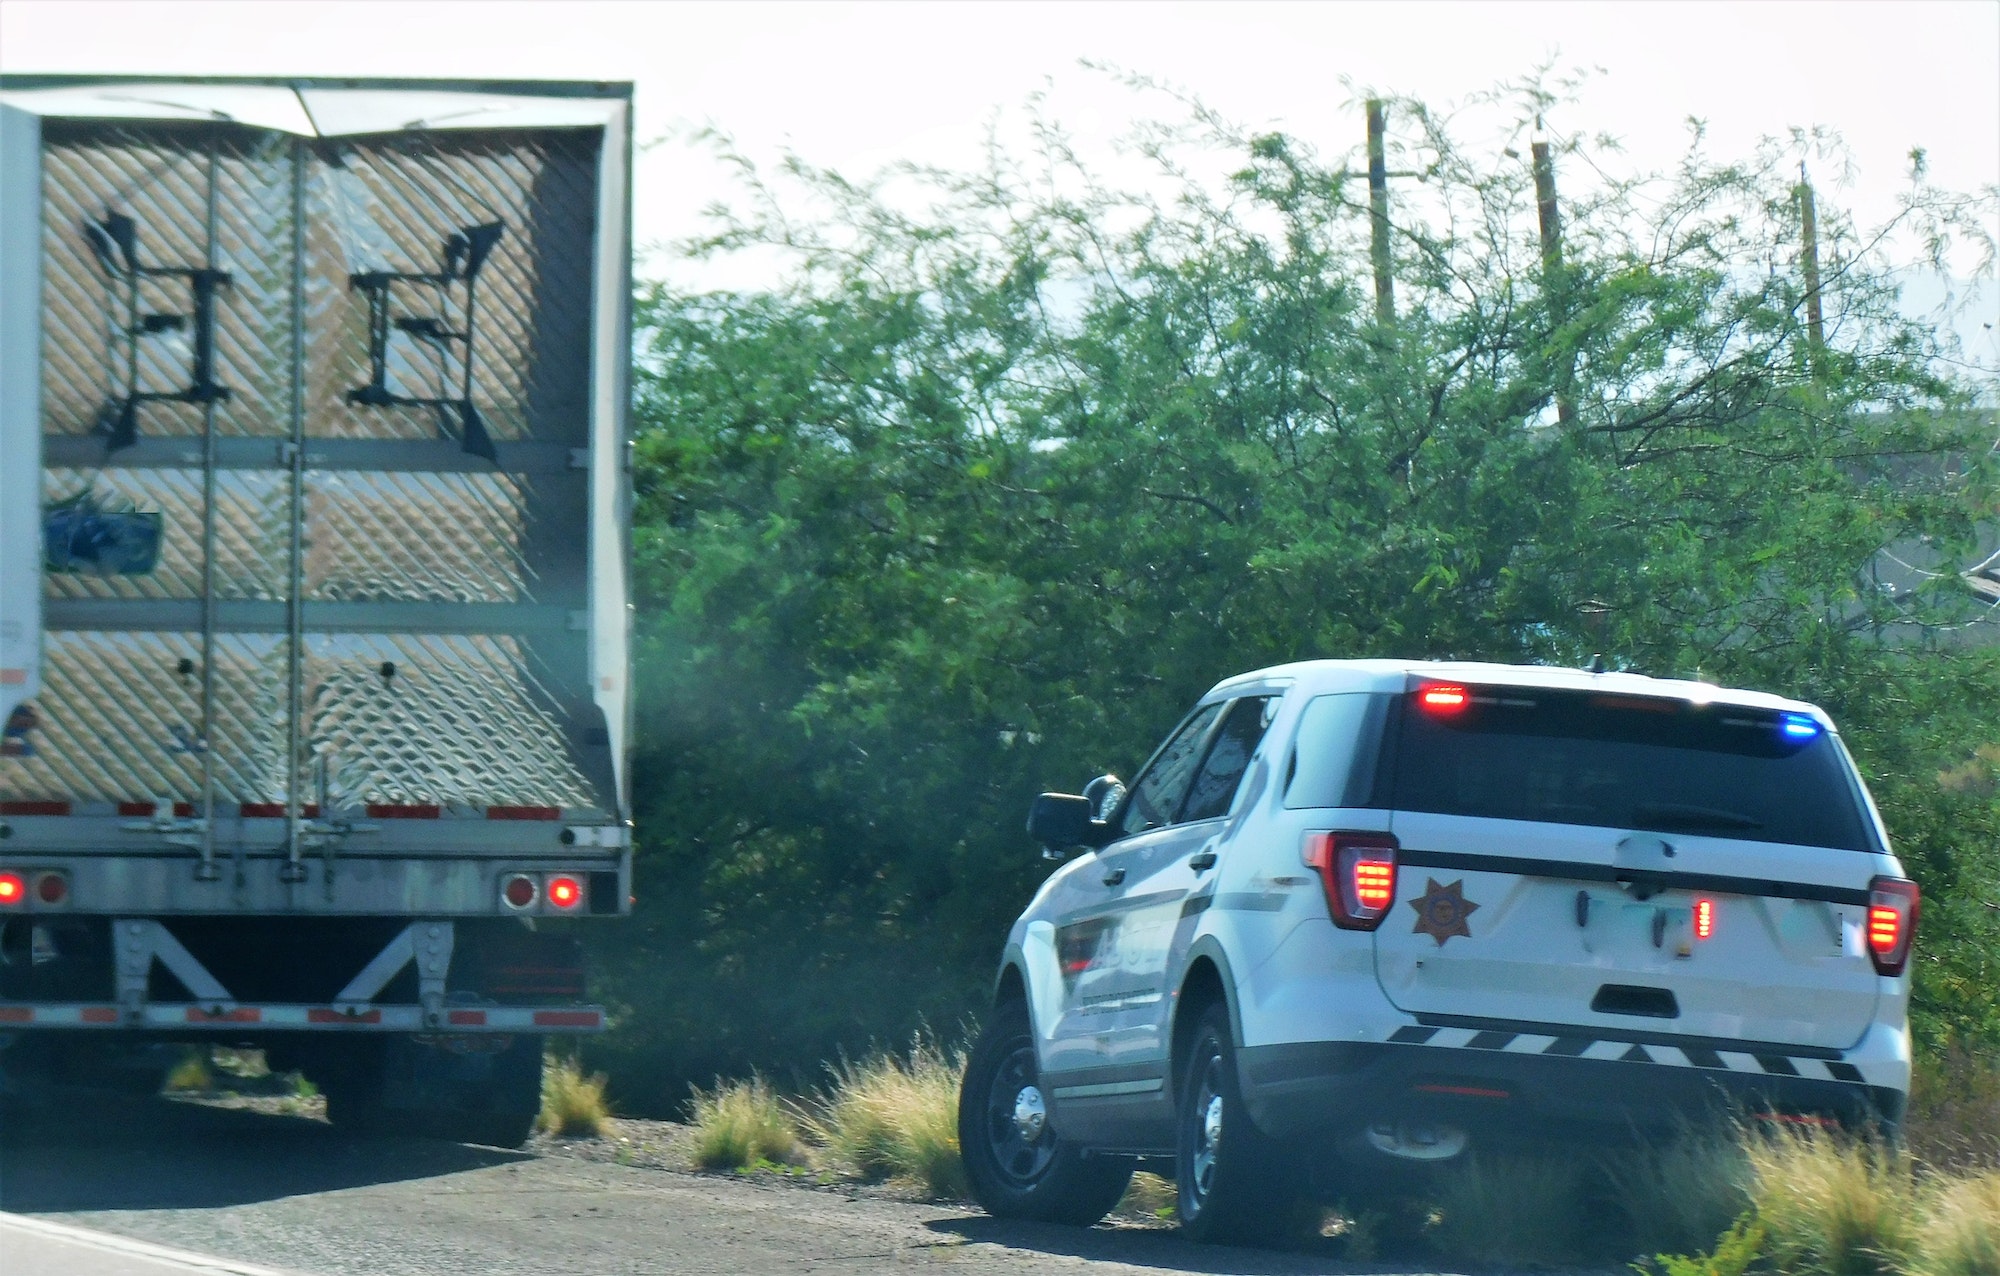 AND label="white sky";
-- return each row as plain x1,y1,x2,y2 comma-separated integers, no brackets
2,0,1996,318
